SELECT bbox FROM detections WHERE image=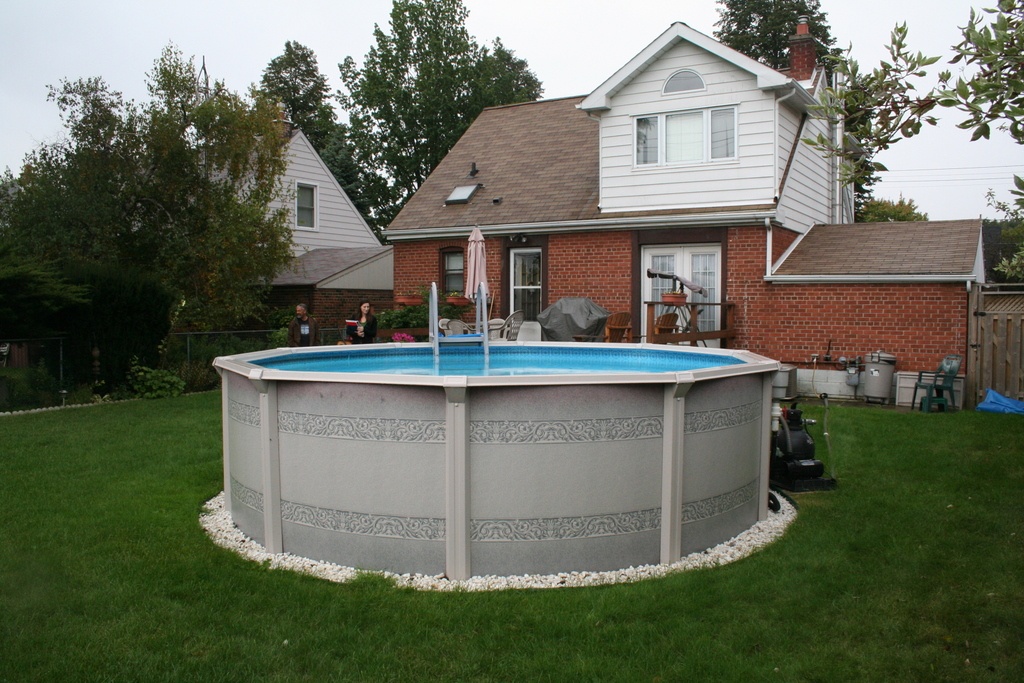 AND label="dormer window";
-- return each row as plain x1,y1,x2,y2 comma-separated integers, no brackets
663,69,705,94
635,107,737,167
